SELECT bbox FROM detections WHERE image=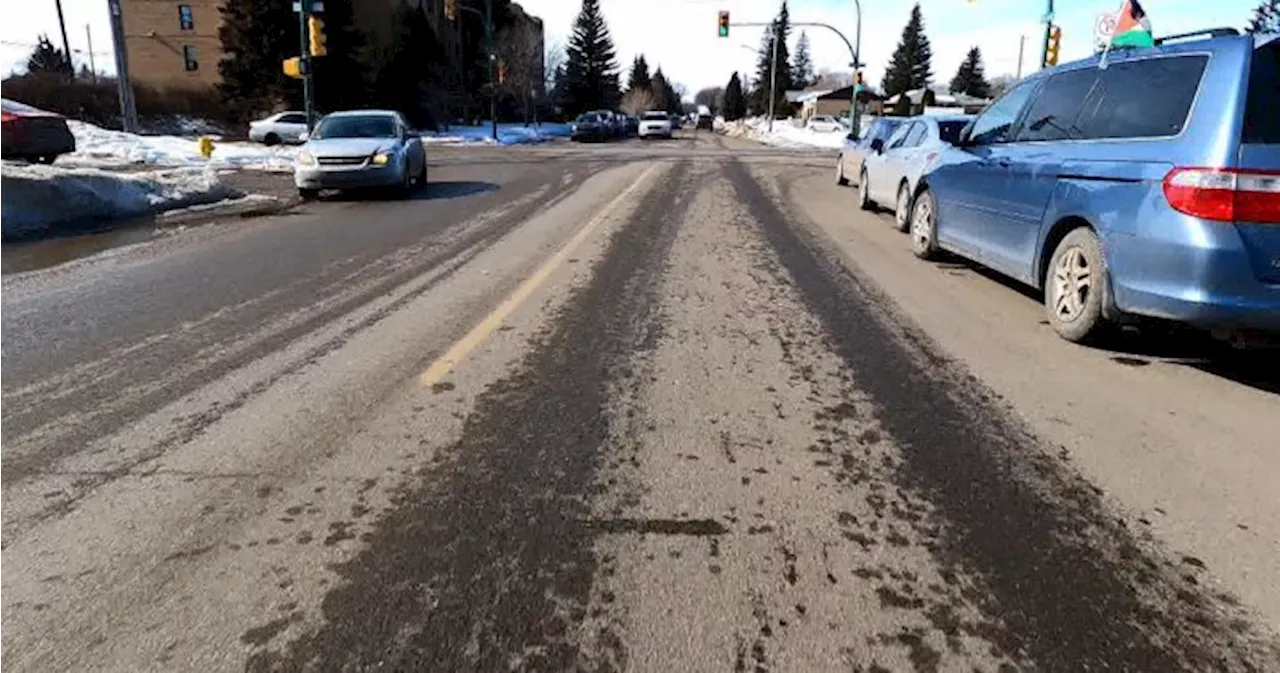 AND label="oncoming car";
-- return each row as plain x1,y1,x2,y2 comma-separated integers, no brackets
638,111,674,139
293,110,426,200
